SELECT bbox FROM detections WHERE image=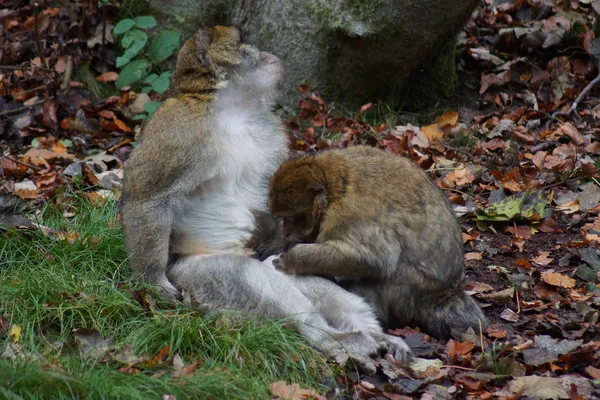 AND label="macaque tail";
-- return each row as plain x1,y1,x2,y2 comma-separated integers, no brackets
426,291,488,339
